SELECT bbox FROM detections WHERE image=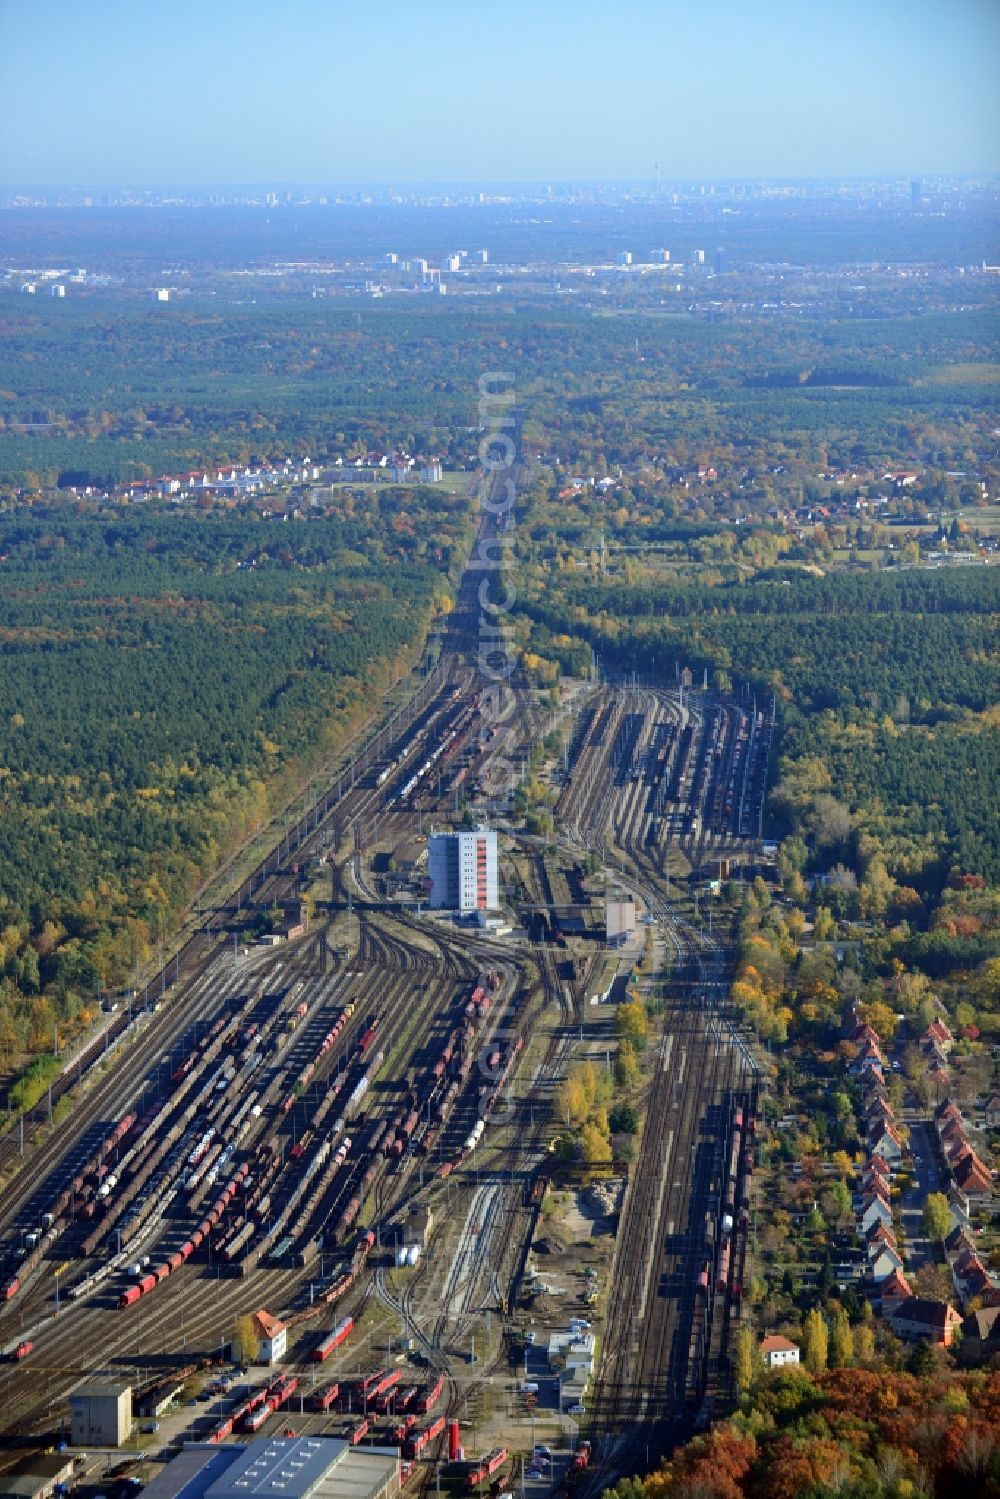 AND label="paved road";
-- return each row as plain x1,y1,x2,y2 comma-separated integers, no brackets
900,1112,941,1273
